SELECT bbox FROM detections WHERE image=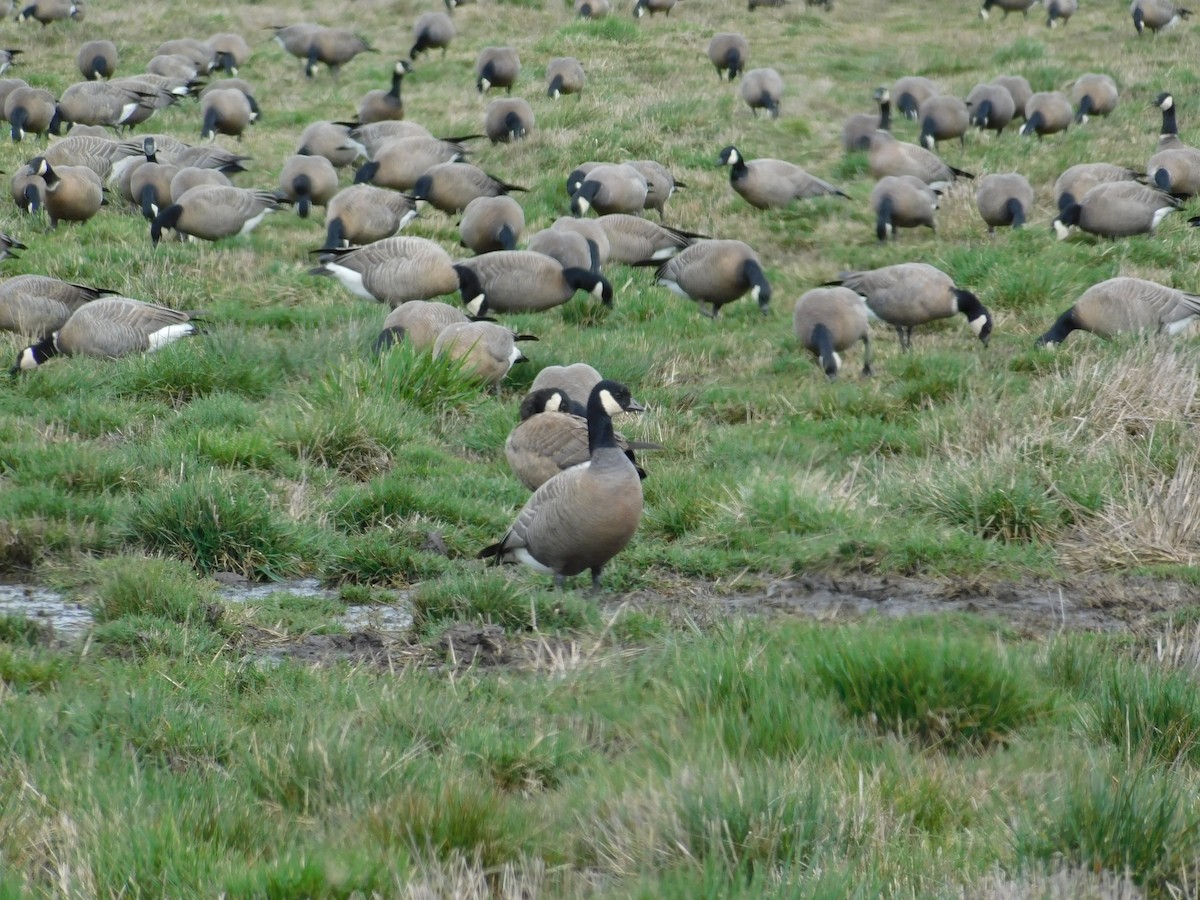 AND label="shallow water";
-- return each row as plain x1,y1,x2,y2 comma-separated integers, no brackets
0,582,92,642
